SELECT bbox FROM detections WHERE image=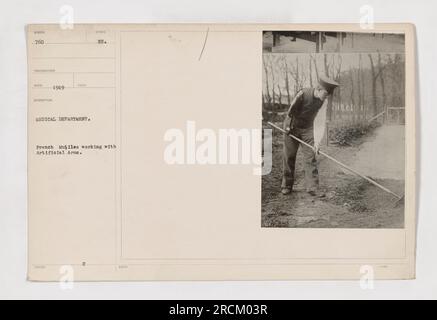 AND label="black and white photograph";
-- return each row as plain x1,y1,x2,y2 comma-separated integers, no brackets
262,31,406,228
